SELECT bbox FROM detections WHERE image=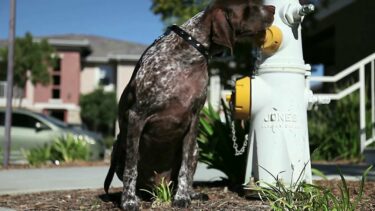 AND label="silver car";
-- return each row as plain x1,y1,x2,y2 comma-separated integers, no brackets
0,109,105,163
